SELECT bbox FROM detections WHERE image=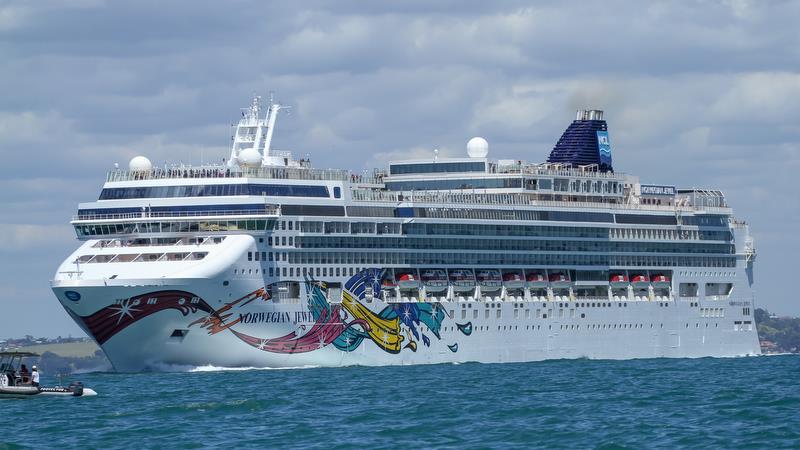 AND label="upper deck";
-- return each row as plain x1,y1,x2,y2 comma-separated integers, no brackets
105,164,358,184
78,99,734,226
